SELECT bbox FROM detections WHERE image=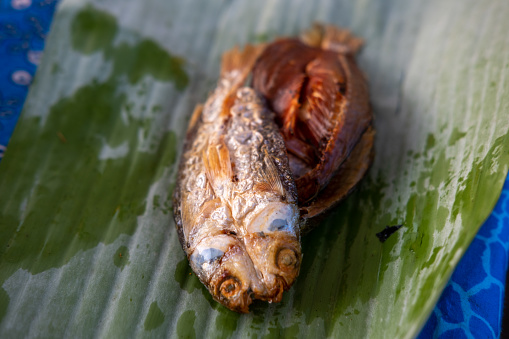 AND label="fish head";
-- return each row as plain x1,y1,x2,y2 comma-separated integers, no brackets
189,201,301,310
243,201,301,302
190,234,268,313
